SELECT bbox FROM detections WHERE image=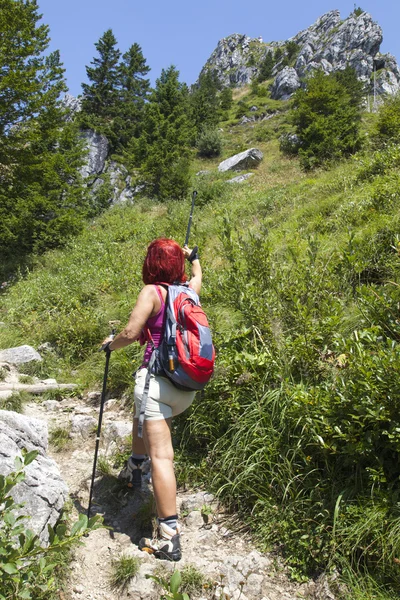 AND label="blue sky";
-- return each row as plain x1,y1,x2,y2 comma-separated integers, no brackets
37,0,400,96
